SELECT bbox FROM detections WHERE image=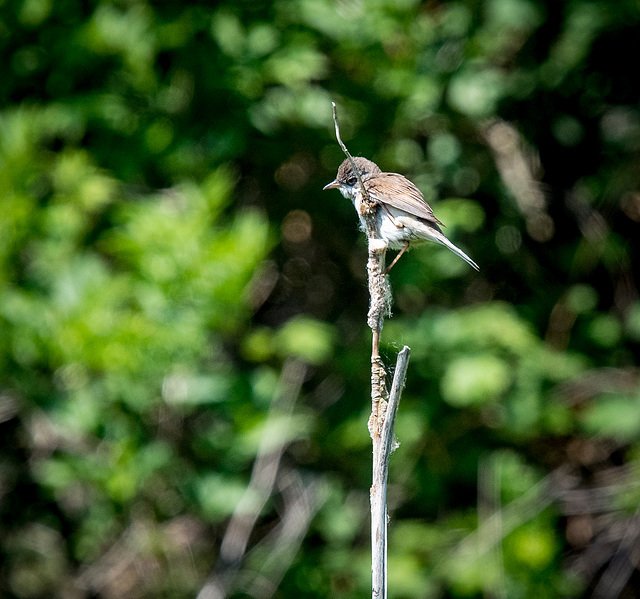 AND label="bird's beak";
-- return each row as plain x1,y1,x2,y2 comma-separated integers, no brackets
323,179,340,191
